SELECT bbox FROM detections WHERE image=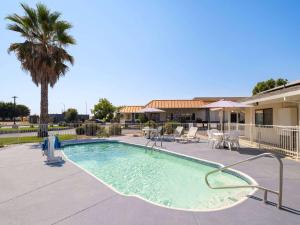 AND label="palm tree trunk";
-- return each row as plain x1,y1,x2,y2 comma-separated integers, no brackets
38,79,49,137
